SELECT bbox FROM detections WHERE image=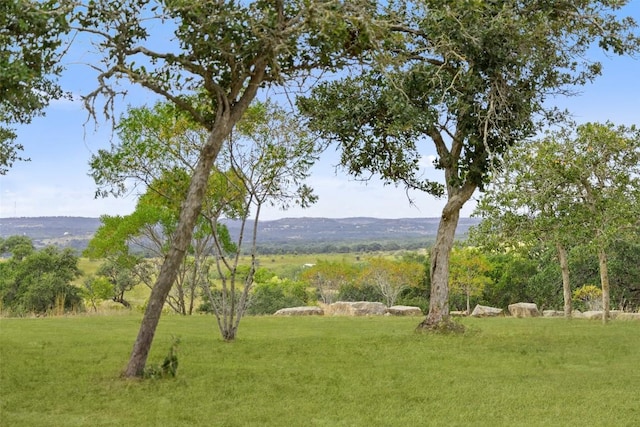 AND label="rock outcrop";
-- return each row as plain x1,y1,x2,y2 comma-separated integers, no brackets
327,301,387,316
273,306,324,316
542,310,565,318
508,302,540,318
471,305,504,317
617,312,640,321
386,305,423,316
